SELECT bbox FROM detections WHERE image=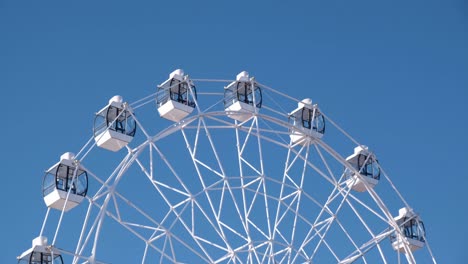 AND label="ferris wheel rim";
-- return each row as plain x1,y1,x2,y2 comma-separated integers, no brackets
19,74,437,264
